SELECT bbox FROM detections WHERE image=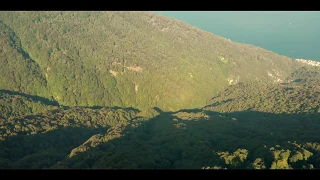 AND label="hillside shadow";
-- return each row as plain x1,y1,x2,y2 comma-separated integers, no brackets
59,107,320,169
0,125,108,169
82,105,141,113
0,89,142,113
1,99,319,169
0,89,60,106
